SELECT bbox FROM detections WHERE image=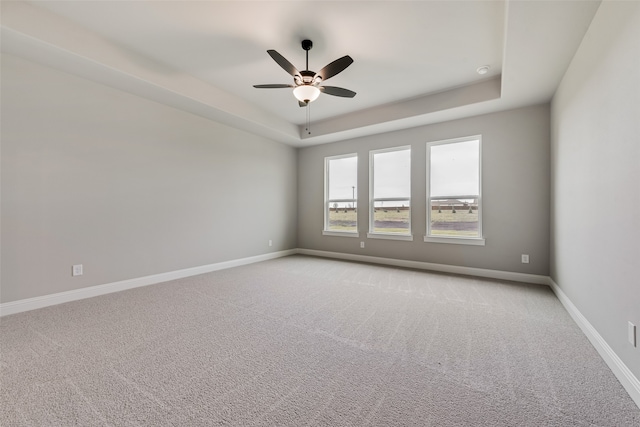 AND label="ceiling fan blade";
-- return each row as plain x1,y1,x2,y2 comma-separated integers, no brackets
253,84,294,89
267,50,300,77
316,55,354,81
320,86,356,98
